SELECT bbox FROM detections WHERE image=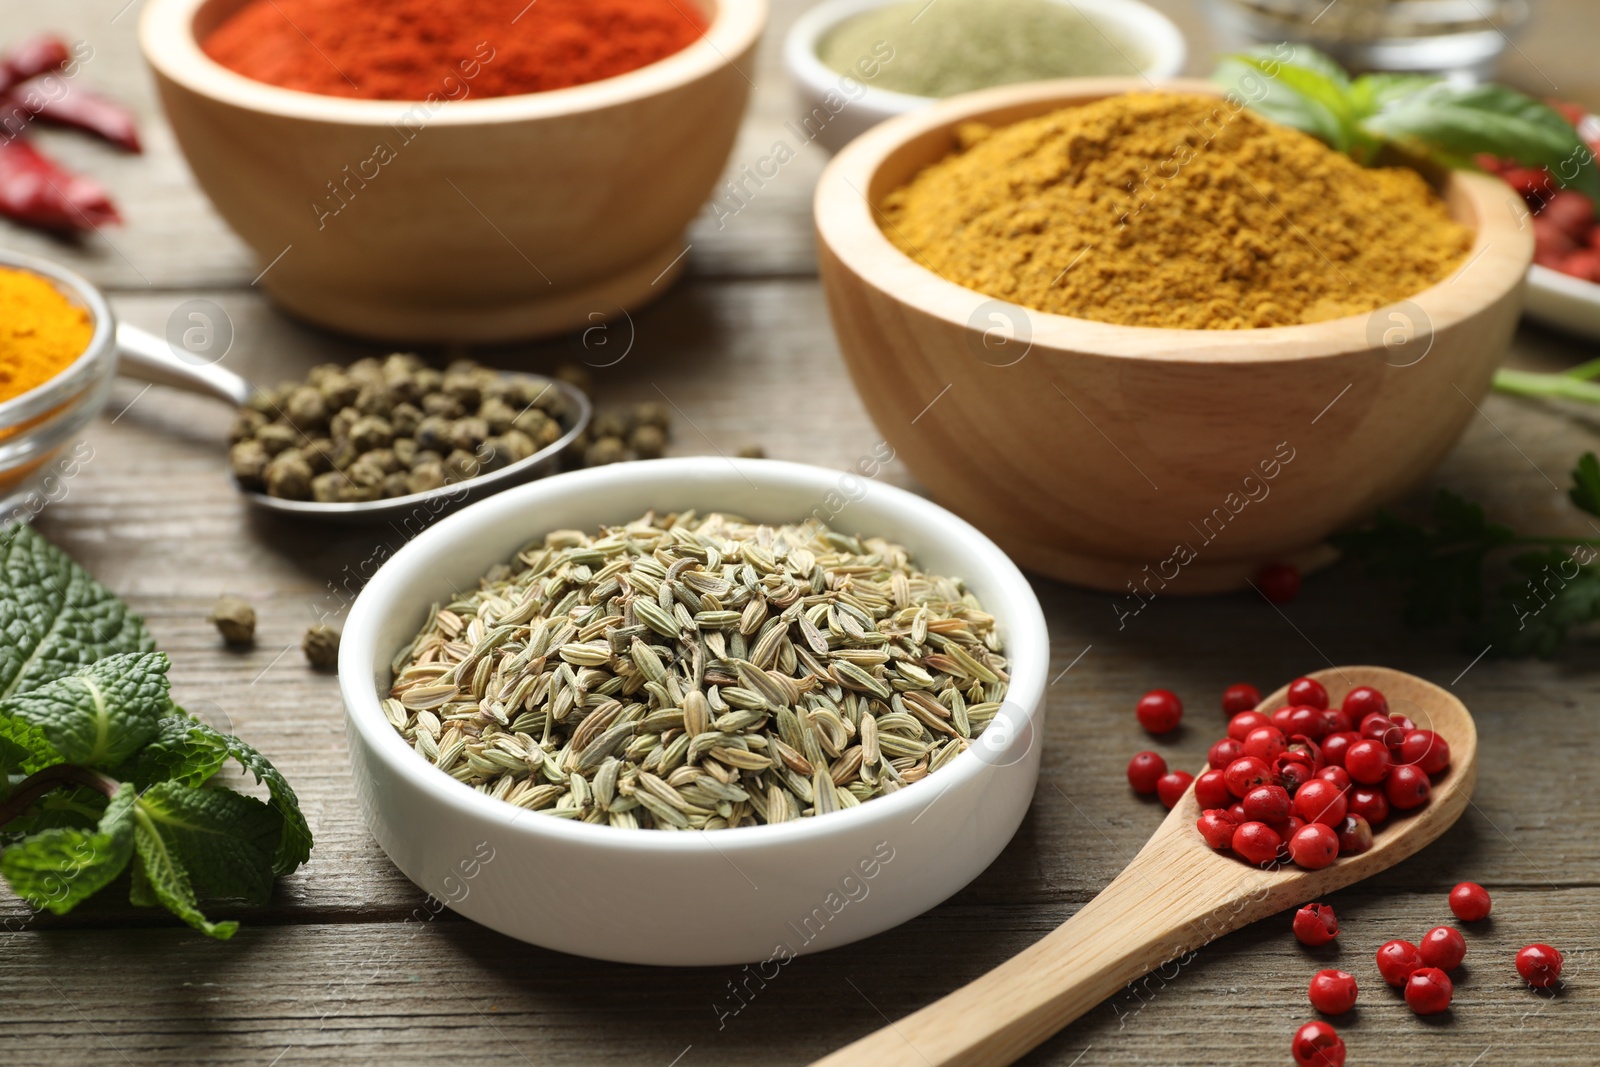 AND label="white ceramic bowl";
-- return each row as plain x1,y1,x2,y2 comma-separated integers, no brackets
784,0,1186,153
340,457,1049,965
1526,264,1600,340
